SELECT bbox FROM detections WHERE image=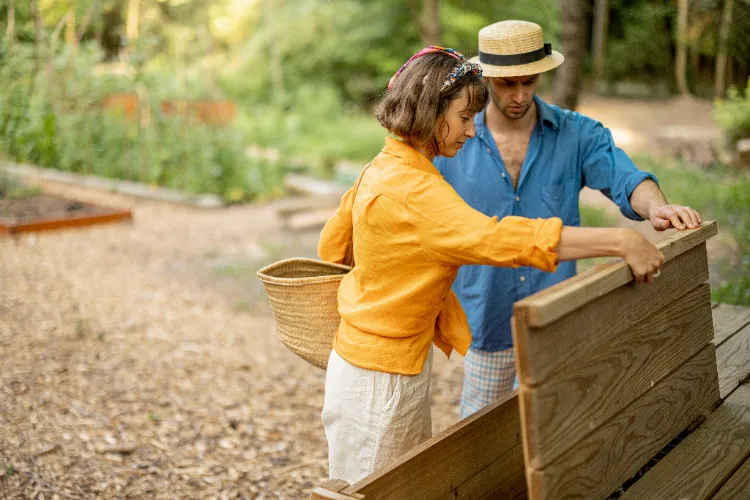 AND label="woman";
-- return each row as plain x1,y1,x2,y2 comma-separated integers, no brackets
318,47,663,484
